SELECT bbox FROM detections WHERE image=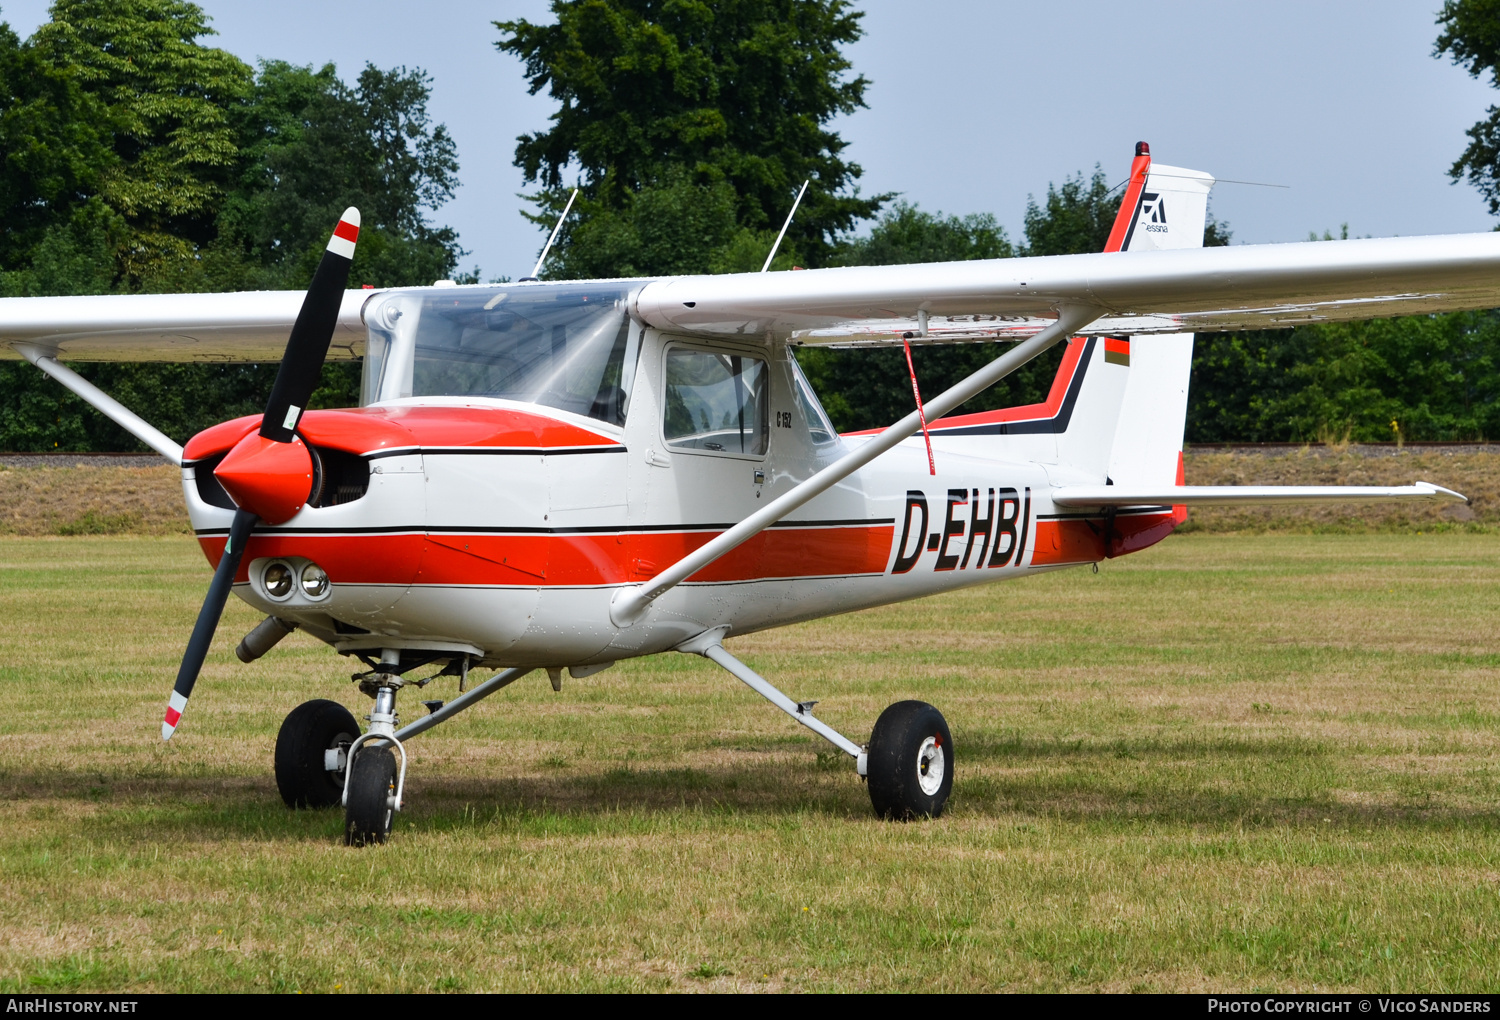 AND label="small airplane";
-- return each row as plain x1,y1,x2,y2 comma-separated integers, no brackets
0,143,1484,844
